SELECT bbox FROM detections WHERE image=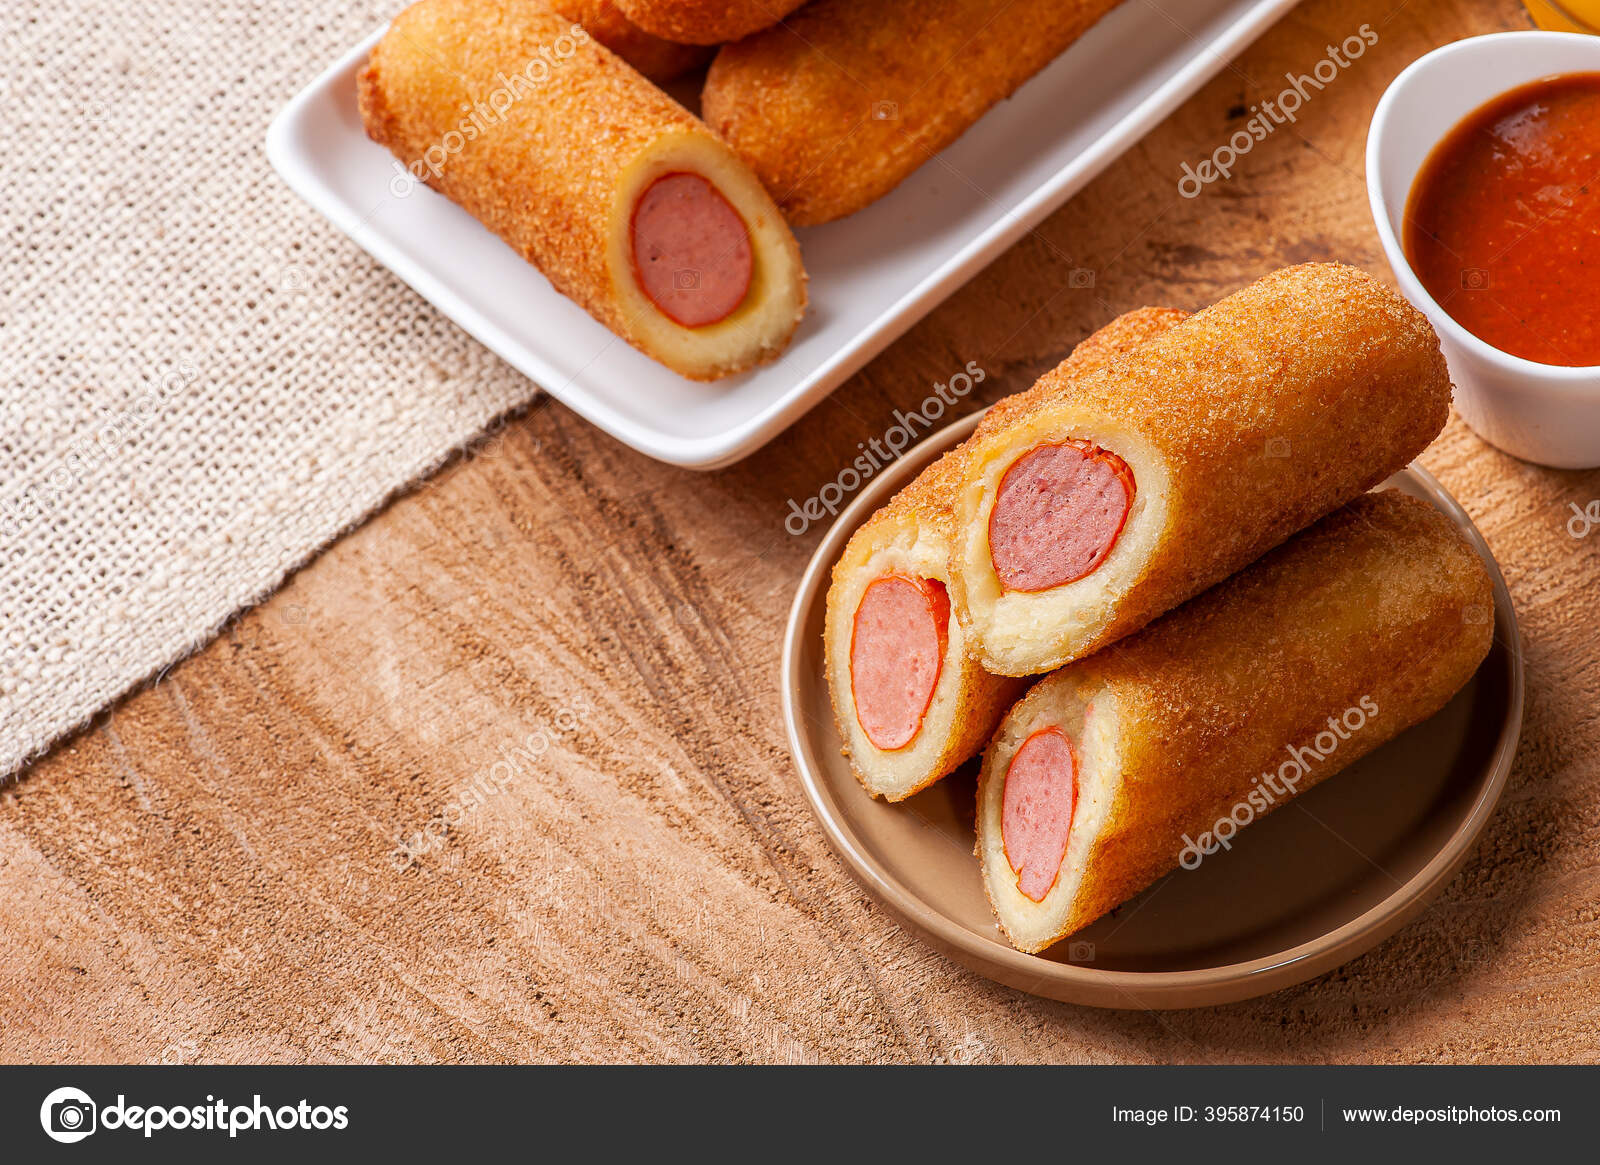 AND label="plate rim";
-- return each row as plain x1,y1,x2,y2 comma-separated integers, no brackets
264,0,1303,469
779,410,1525,1009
